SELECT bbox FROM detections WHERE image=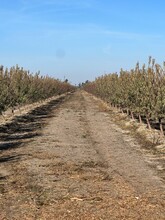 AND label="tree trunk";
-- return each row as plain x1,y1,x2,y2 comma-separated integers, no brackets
121,108,124,114
12,107,14,116
127,108,129,116
131,111,134,120
159,118,164,136
18,105,22,114
146,117,151,130
138,114,142,124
